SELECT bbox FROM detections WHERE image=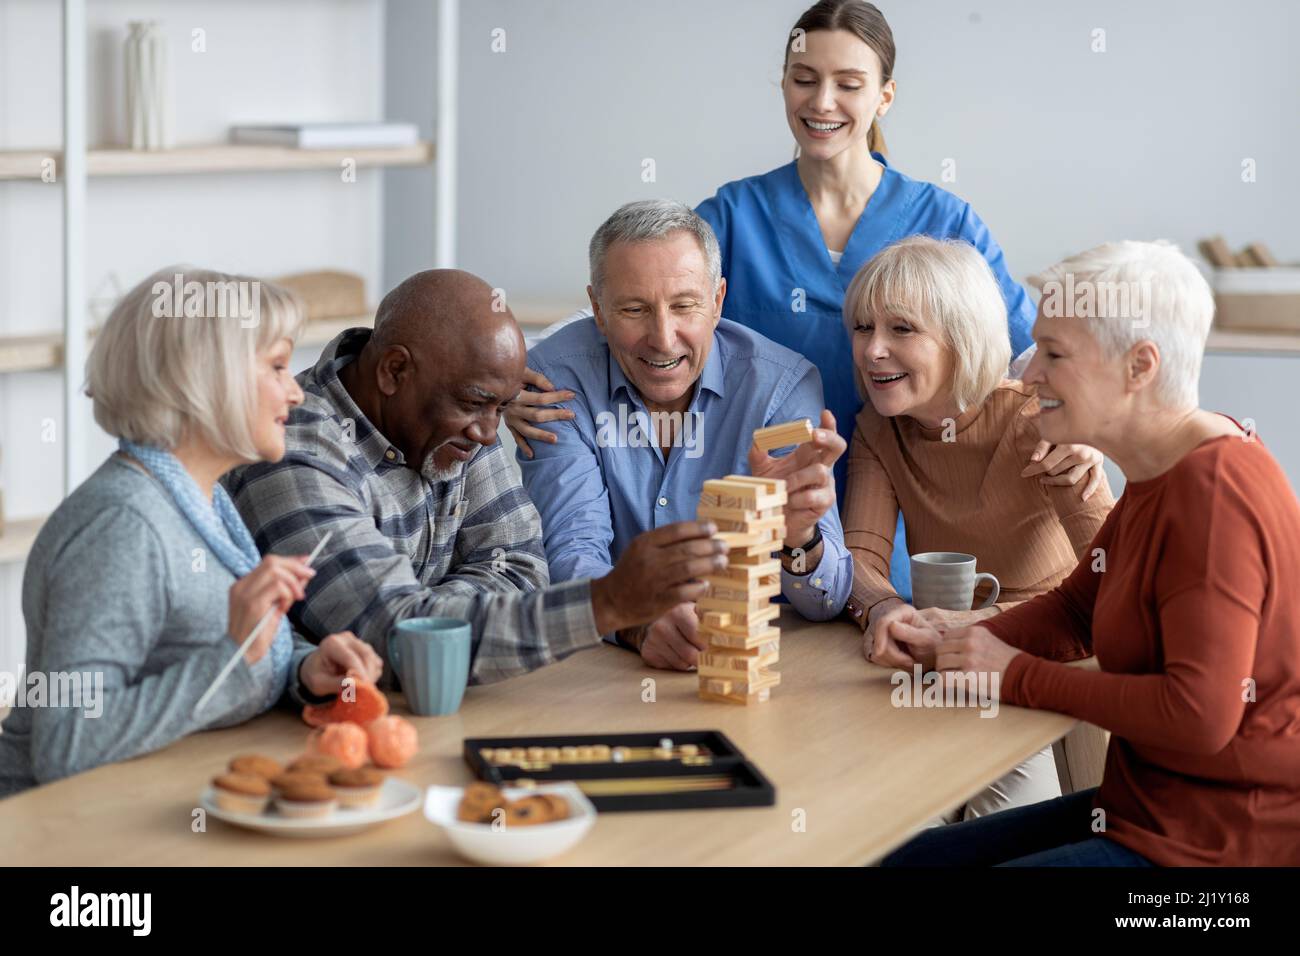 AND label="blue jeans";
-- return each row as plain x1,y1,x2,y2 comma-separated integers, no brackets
880,788,1155,867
